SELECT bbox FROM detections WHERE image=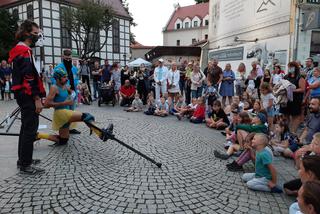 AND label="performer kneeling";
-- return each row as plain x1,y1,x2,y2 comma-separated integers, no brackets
38,68,112,146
